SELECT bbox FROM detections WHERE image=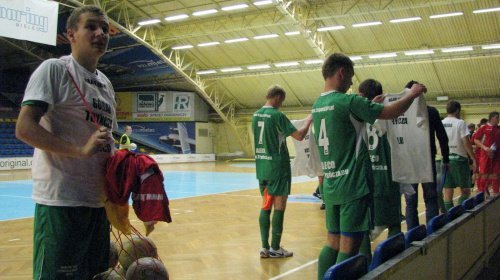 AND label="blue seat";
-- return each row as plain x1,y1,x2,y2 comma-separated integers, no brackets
323,254,367,280
405,224,427,249
369,232,405,271
447,205,463,222
461,197,475,212
427,213,448,235
474,192,485,205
